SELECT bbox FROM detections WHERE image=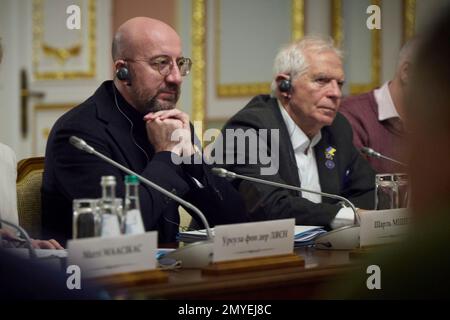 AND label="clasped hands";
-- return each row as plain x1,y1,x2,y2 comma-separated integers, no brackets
144,109,195,157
